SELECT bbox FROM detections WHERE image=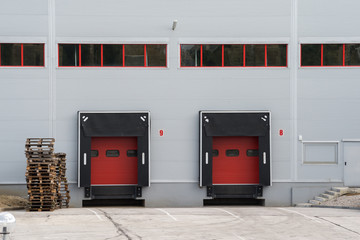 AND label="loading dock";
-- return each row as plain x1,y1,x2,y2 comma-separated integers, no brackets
78,111,150,200
200,111,271,199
